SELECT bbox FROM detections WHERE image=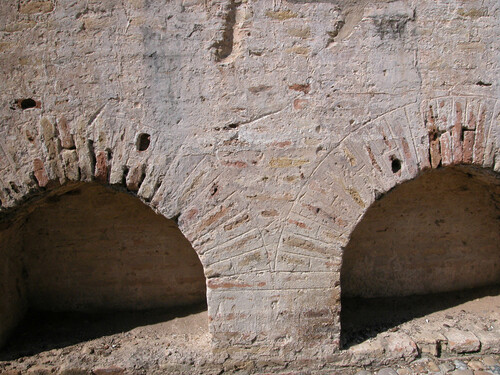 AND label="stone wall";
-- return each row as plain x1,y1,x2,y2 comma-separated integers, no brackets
0,0,499,360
